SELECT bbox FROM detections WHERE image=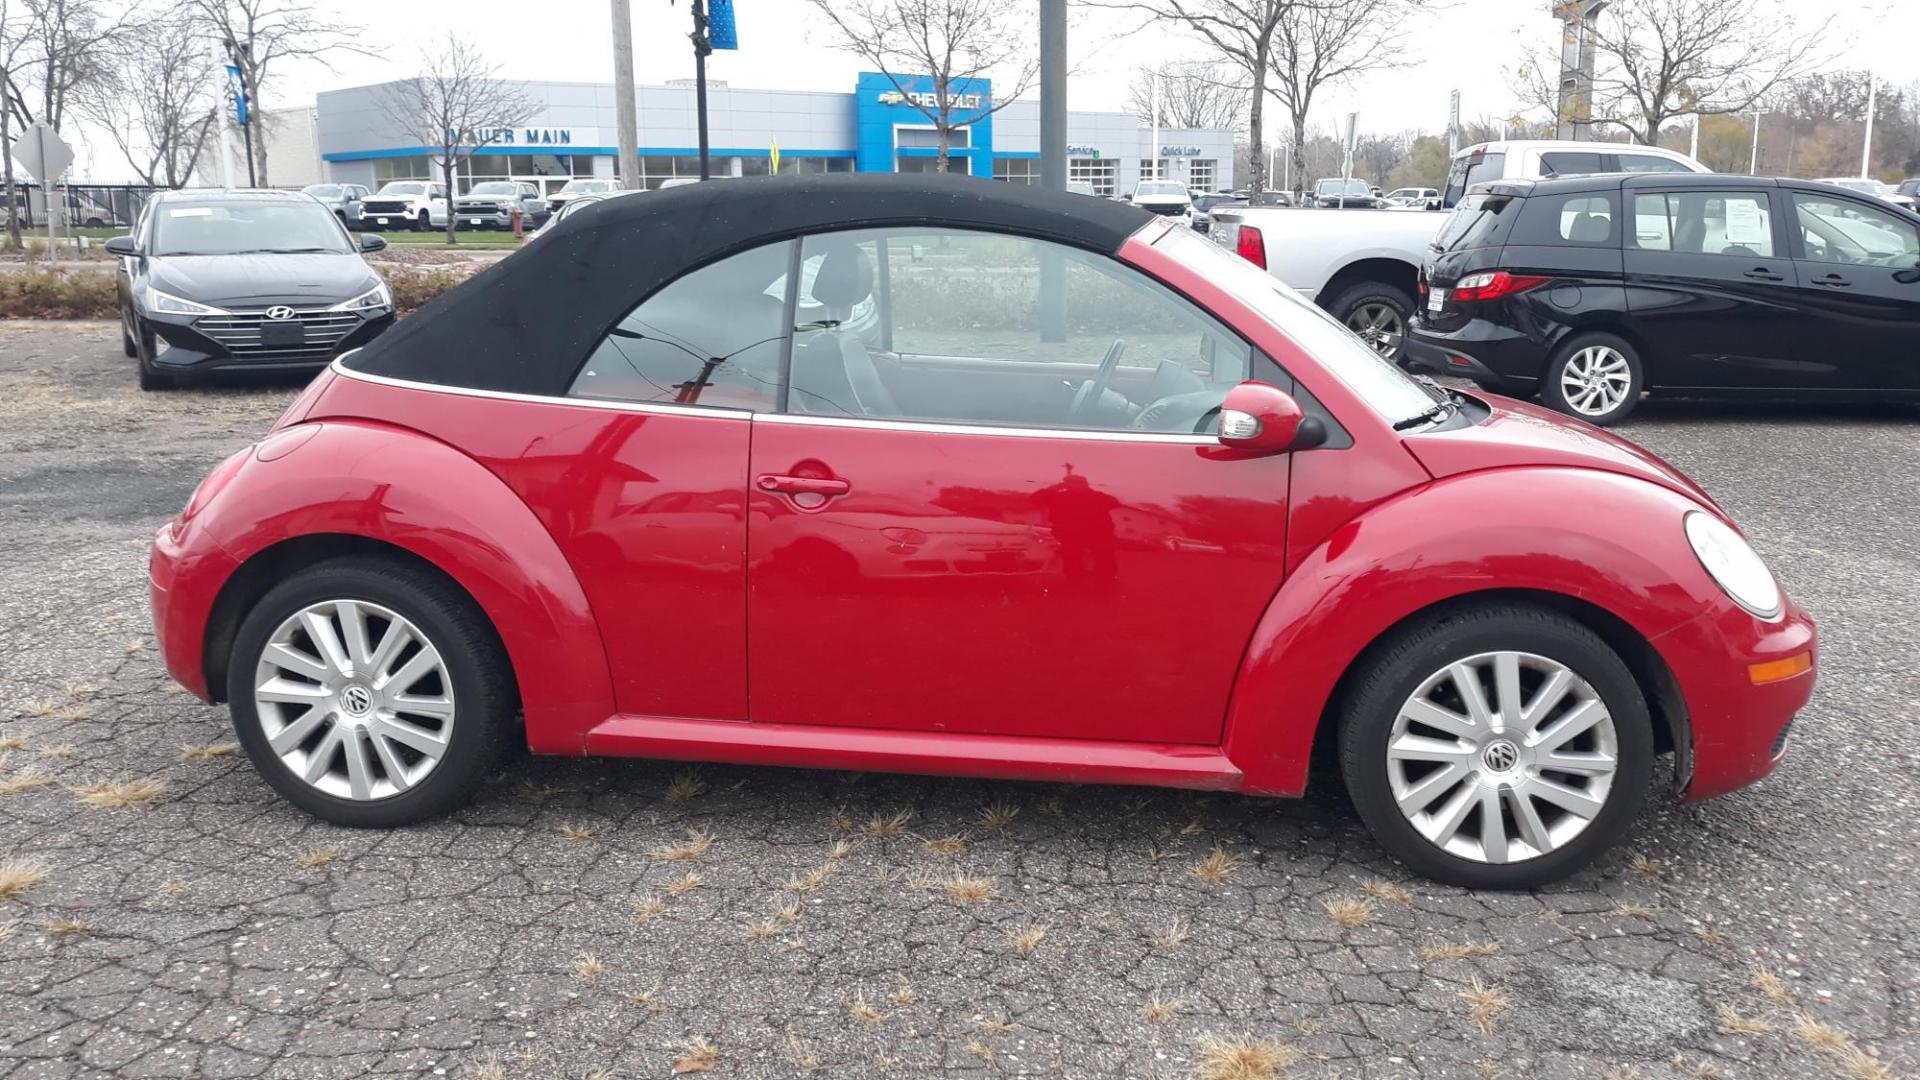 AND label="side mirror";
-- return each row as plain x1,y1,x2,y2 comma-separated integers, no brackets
104,235,138,256
1217,381,1320,453
359,233,387,252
